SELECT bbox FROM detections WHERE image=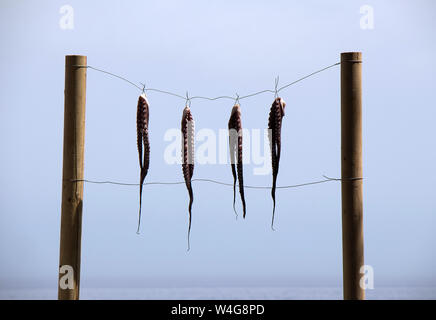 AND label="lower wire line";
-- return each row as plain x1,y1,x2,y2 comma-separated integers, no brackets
70,175,362,189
